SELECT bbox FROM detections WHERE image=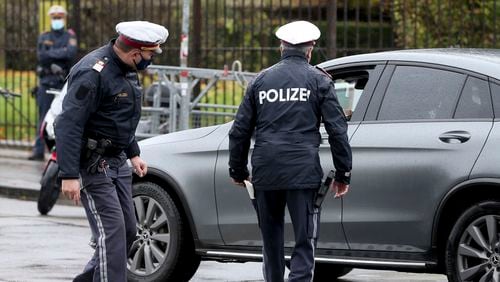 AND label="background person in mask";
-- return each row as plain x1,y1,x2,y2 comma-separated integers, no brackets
55,21,168,282
29,4,78,161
